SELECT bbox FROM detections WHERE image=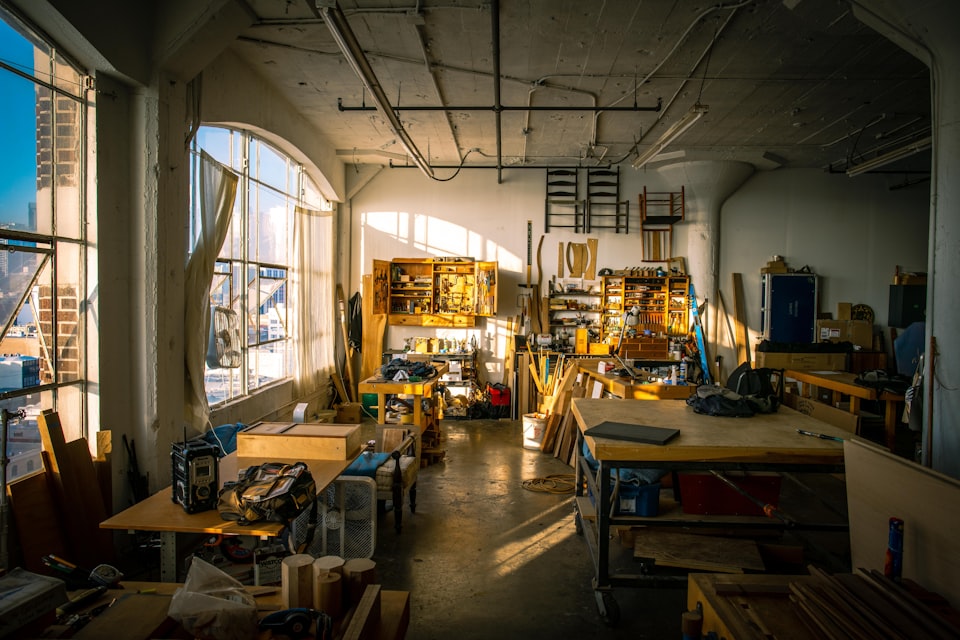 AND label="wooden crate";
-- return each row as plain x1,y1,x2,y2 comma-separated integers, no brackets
237,422,362,460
